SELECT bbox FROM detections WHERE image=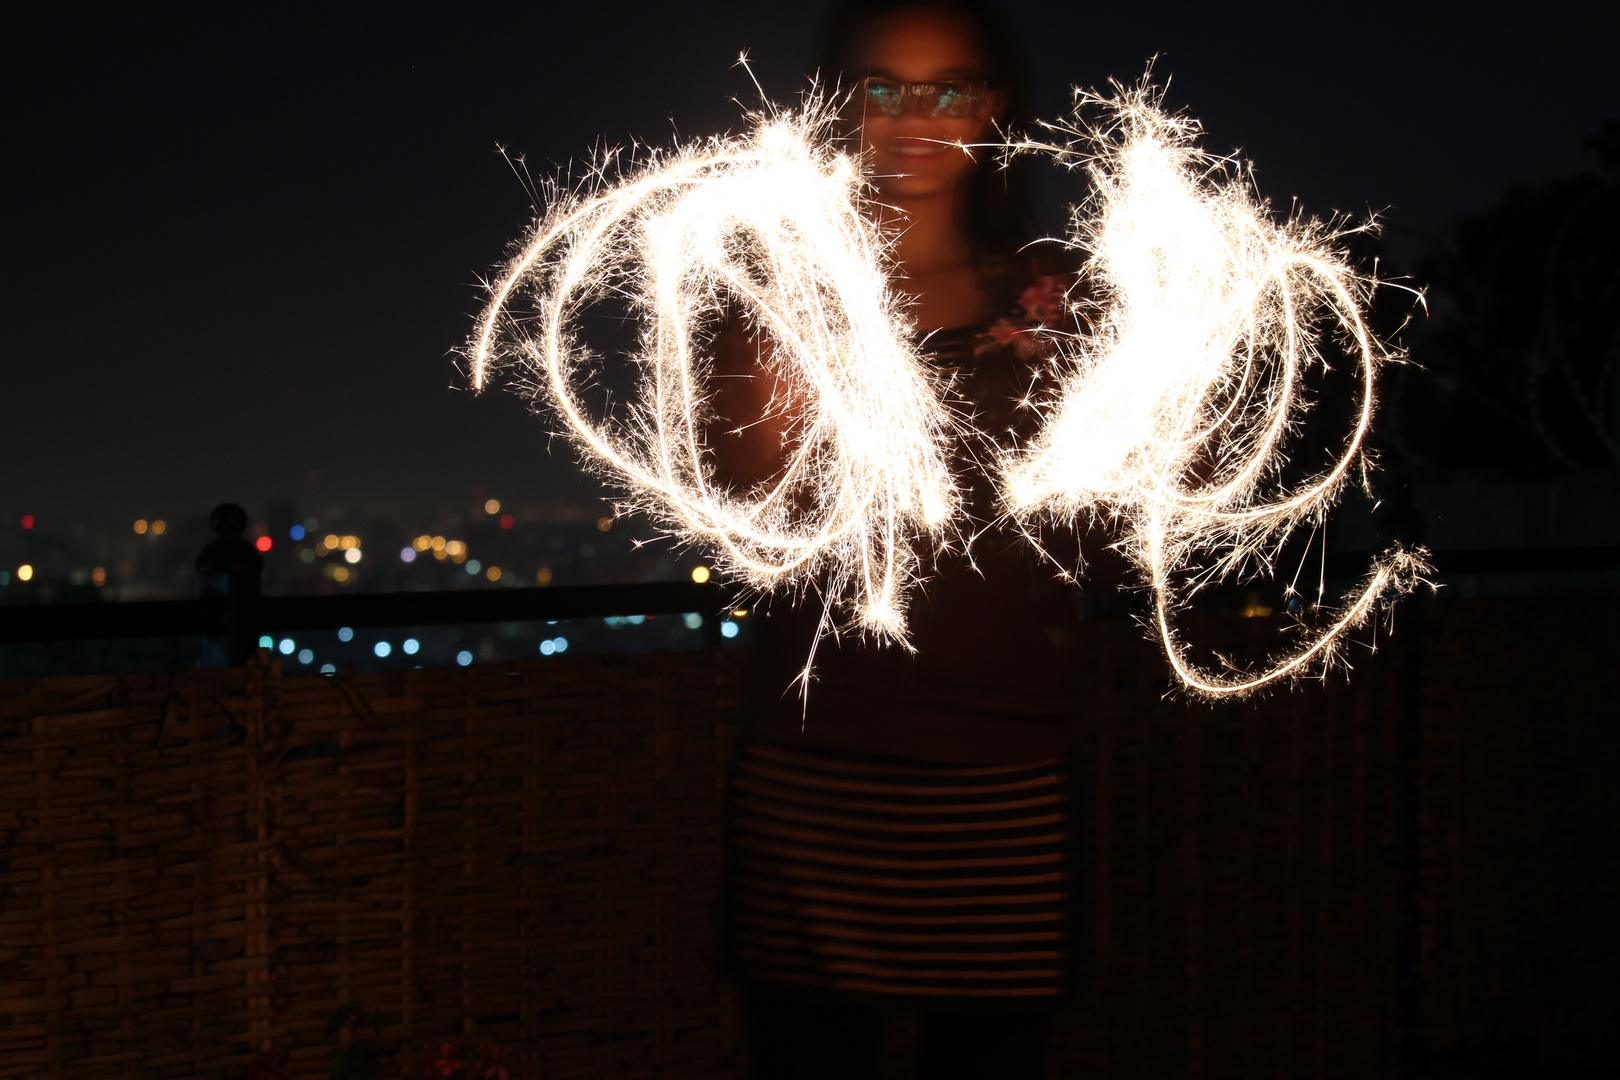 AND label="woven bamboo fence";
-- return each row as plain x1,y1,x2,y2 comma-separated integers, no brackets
2,589,1612,1078
1041,615,1406,1080
1418,590,1617,1075
1,653,748,1079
